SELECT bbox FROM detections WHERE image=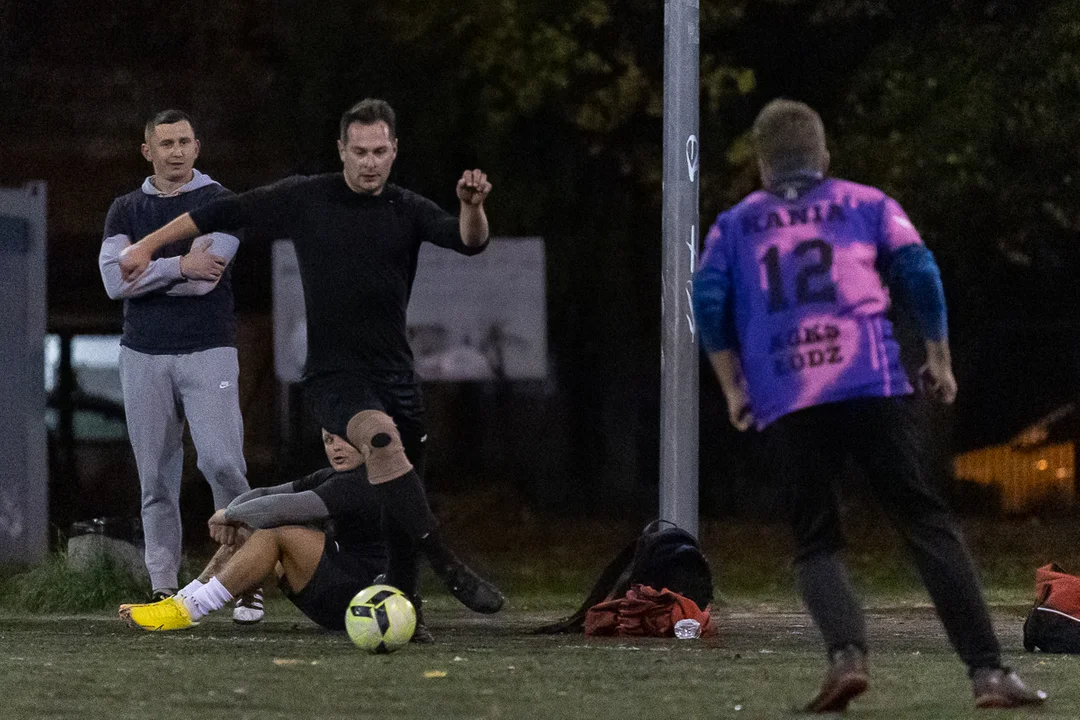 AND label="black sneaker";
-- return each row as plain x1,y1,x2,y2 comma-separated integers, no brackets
433,561,505,614
805,645,869,713
412,621,435,643
151,589,176,602
972,667,1047,708
410,598,435,644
